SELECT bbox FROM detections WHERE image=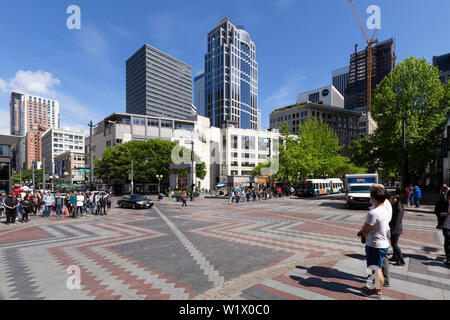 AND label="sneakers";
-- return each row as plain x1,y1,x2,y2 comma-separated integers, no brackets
383,280,390,288
361,286,375,296
367,293,384,300
394,260,406,266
